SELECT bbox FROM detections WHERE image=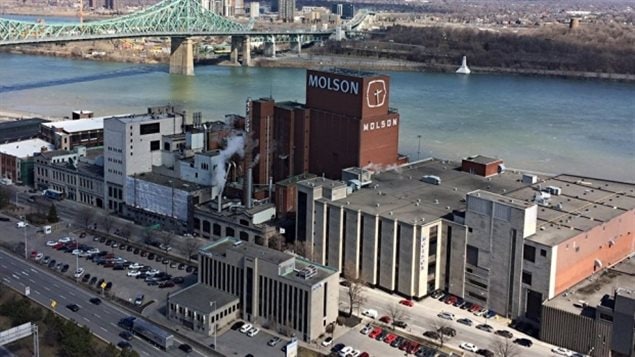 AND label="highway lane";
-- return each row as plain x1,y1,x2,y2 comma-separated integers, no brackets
340,285,568,357
0,250,205,357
